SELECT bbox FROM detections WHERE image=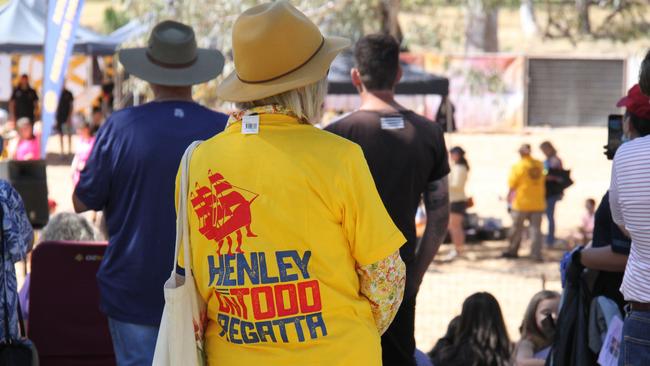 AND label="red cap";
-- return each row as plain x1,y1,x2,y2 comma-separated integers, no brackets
617,84,650,120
